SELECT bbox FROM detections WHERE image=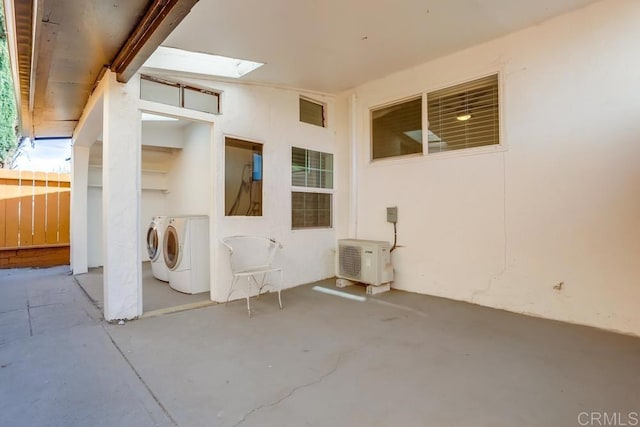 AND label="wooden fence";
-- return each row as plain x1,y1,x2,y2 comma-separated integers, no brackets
0,170,70,268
